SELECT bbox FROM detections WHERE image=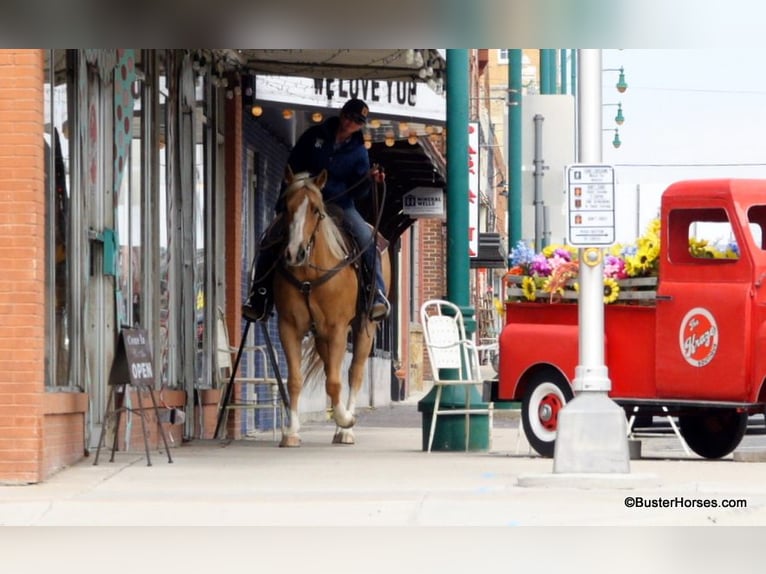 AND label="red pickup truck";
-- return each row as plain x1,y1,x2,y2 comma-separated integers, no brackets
495,179,766,459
